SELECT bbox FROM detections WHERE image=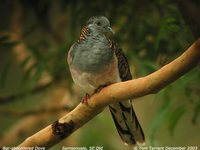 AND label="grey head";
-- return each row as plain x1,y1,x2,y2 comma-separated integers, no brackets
86,16,114,34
